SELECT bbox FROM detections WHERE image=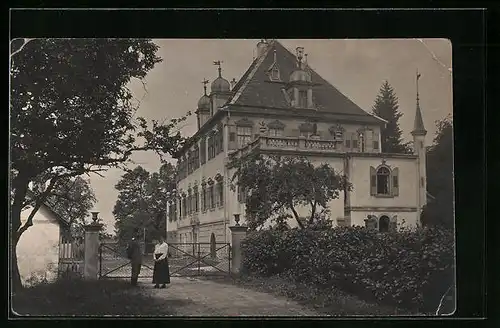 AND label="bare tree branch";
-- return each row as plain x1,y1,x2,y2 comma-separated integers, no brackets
10,38,34,58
